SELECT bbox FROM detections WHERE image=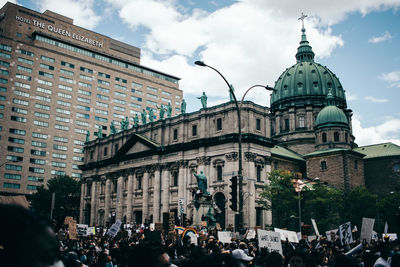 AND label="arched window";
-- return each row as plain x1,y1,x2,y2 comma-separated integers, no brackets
334,132,340,142
256,166,262,182
137,176,142,190
217,166,223,181
298,116,305,128
322,133,327,143
173,171,179,186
